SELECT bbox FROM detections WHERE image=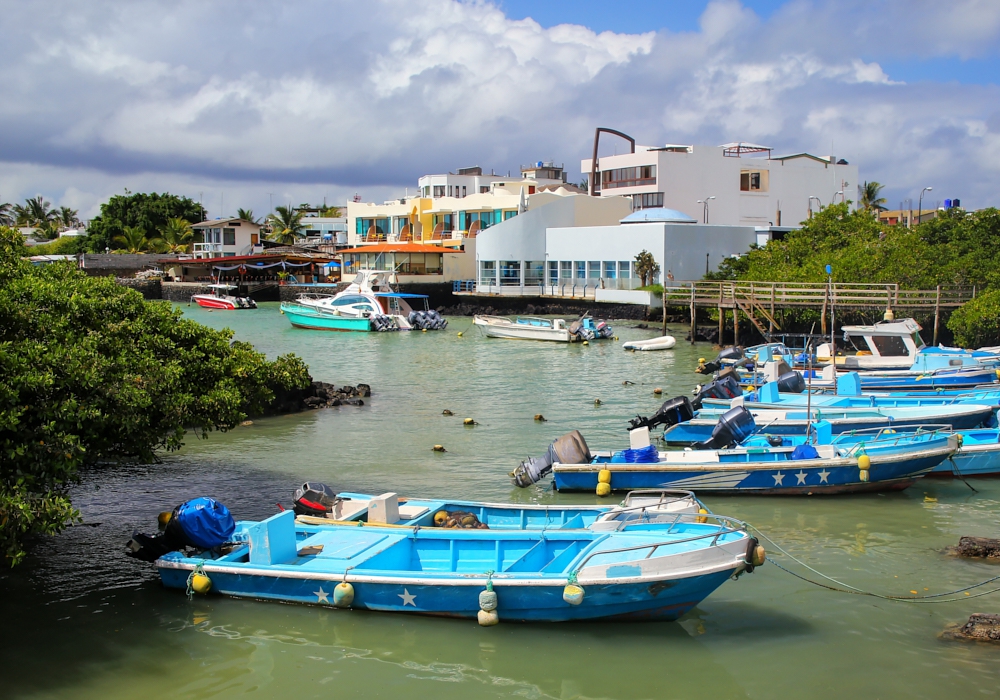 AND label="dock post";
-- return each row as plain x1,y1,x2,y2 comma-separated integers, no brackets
769,284,775,335
718,305,724,345
933,285,941,345
662,289,667,336
689,286,696,344
733,308,739,346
